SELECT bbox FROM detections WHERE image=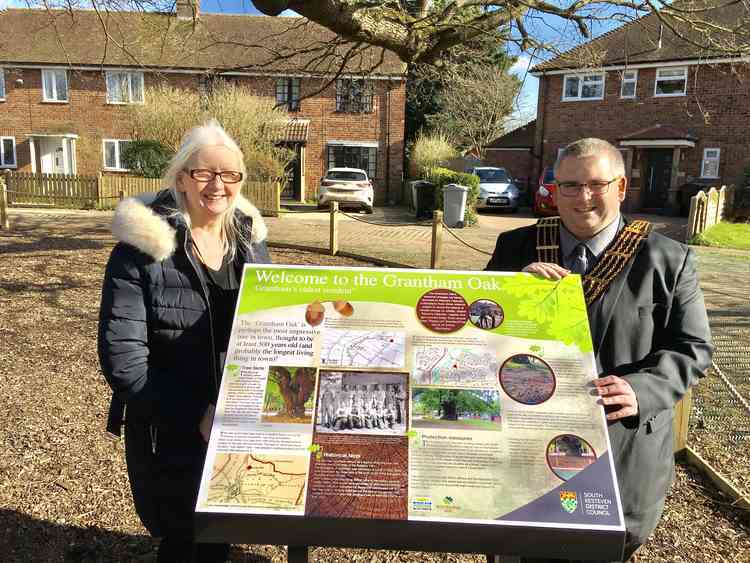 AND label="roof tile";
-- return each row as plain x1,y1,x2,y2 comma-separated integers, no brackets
533,0,748,72
0,8,405,76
